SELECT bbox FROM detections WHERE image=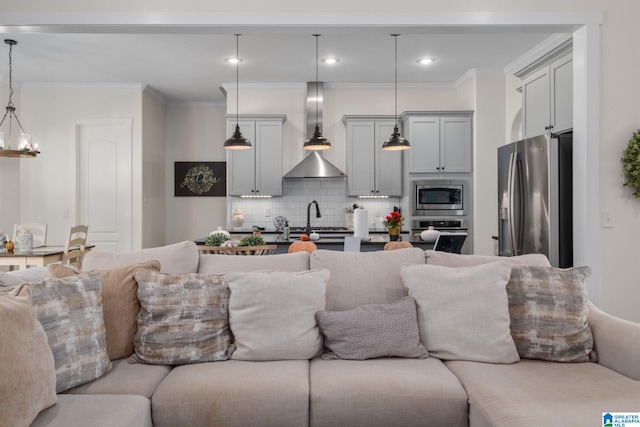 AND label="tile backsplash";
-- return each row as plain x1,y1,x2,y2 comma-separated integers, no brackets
228,178,402,231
